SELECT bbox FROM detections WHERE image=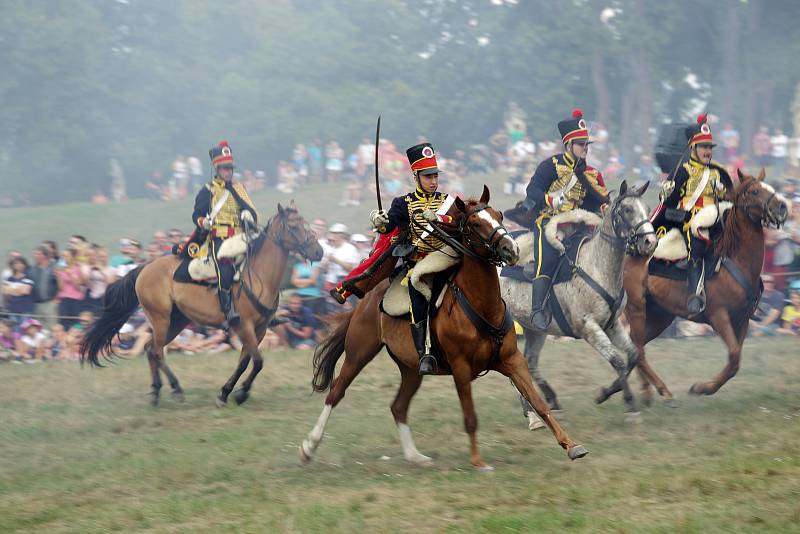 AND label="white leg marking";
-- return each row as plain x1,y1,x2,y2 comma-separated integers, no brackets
527,411,545,431
302,404,332,459
397,422,433,464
